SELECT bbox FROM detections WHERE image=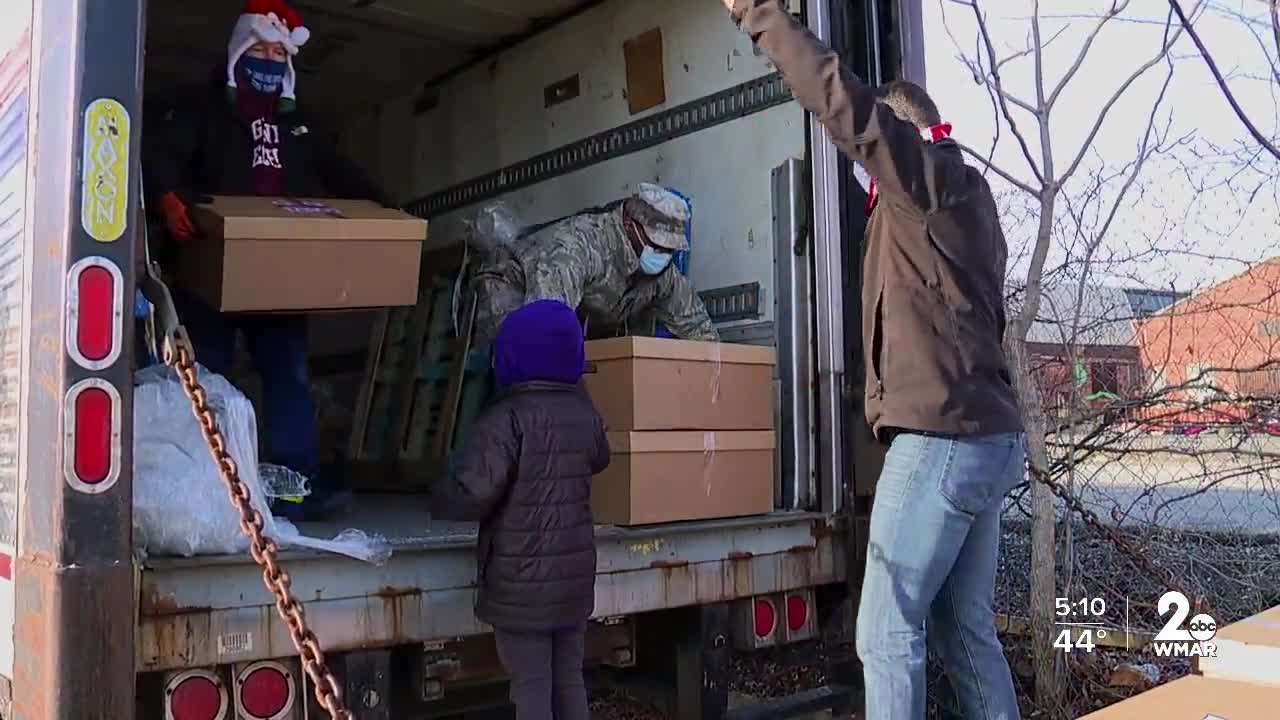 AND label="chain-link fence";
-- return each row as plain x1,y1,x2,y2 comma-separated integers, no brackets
978,265,1280,715
992,425,1280,716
